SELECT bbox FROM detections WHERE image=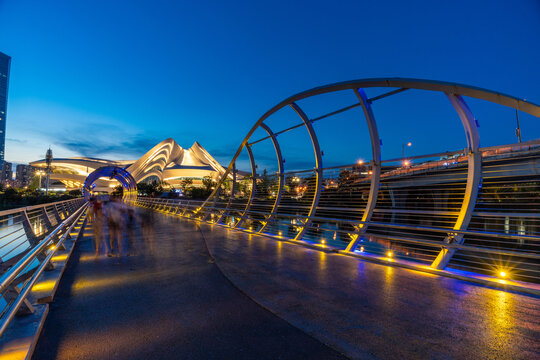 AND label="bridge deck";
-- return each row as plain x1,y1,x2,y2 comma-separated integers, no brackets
34,209,539,359
32,211,345,360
